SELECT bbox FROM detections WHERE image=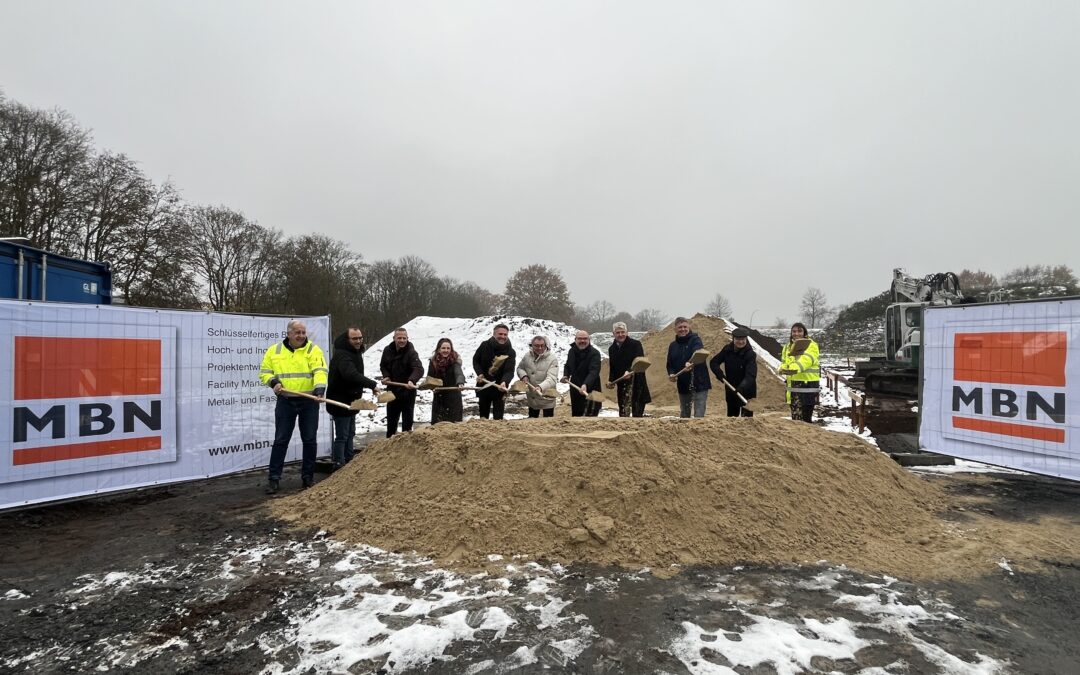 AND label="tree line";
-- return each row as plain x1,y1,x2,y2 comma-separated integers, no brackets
1,94,677,337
